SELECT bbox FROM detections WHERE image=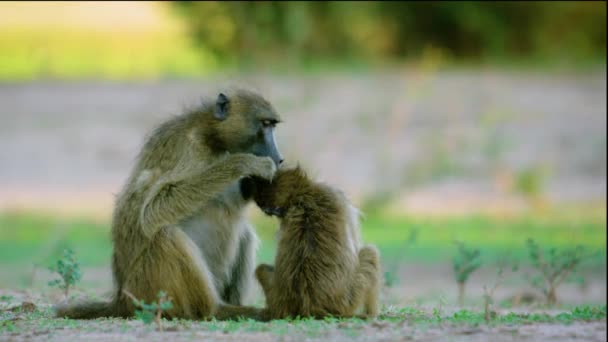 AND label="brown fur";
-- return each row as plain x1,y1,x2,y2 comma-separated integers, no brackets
54,88,283,321
250,167,381,321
